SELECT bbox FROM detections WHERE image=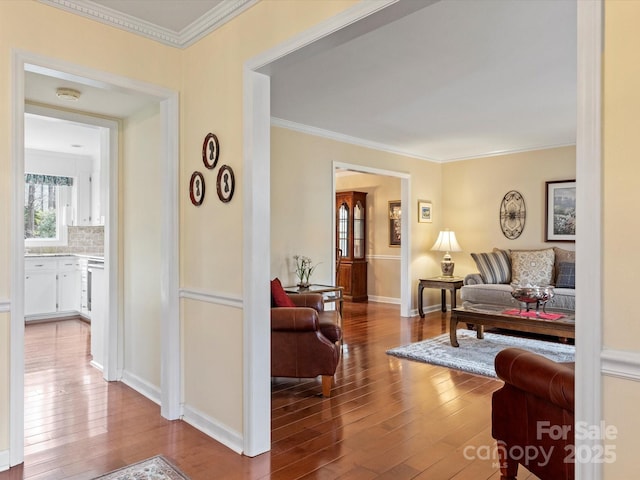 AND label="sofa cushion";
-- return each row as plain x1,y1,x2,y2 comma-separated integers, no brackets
470,250,511,284
511,249,555,286
270,277,296,307
460,284,575,311
555,262,576,289
553,247,576,283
